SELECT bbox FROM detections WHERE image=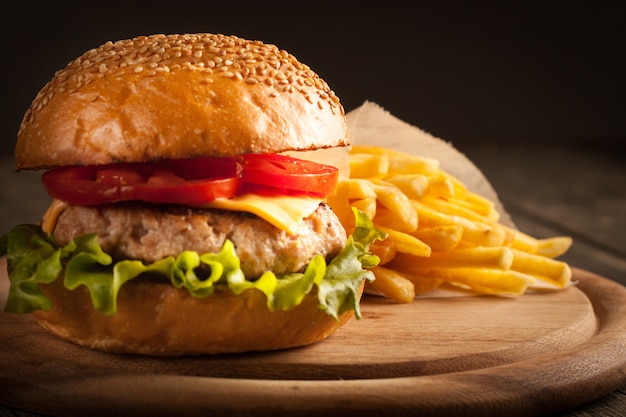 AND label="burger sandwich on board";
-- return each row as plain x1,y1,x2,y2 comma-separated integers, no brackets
1,33,383,356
